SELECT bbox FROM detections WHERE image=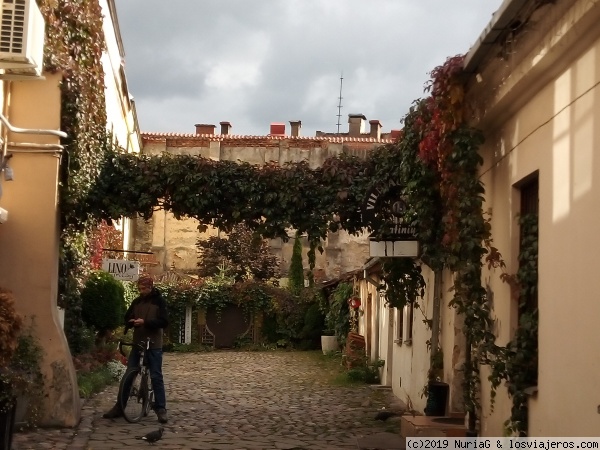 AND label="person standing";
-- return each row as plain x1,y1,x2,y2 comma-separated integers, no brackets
103,275,169,424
